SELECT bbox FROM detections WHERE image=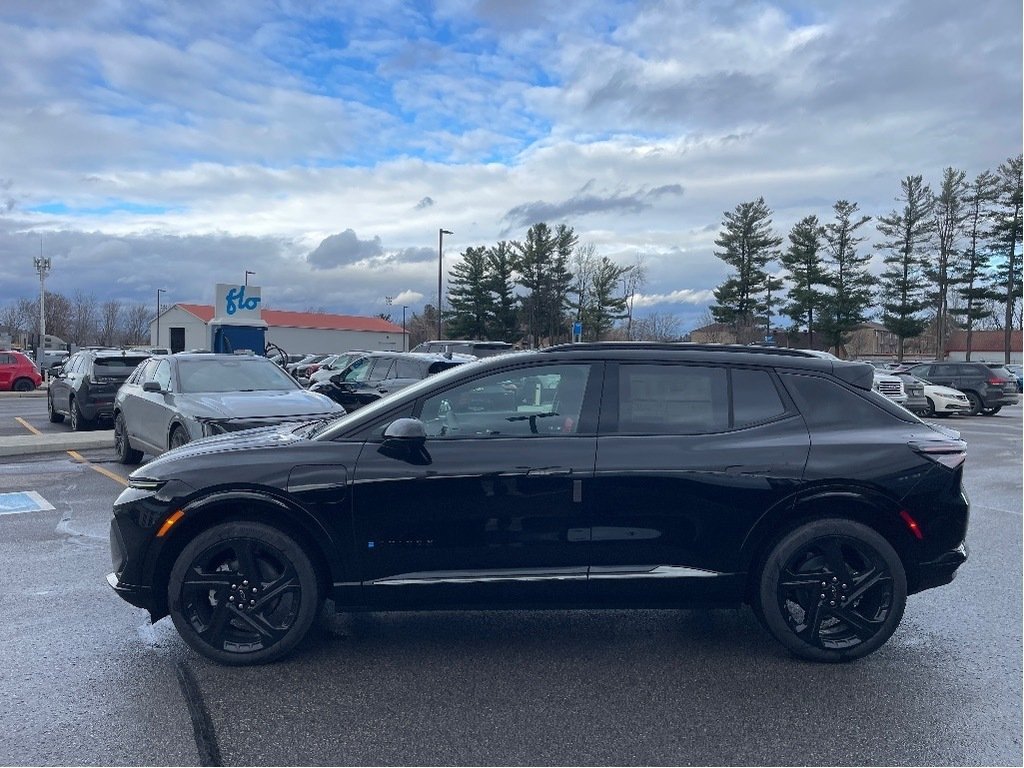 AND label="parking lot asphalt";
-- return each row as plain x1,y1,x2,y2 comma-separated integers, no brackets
0,390,114,456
